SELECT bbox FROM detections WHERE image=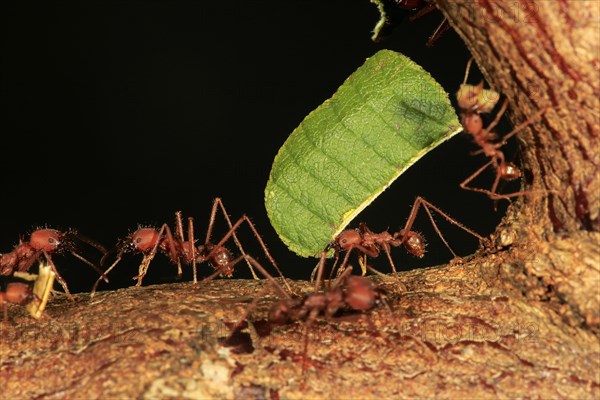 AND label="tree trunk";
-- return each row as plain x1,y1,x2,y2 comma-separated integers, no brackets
436,0,600,330
1,1,598,398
